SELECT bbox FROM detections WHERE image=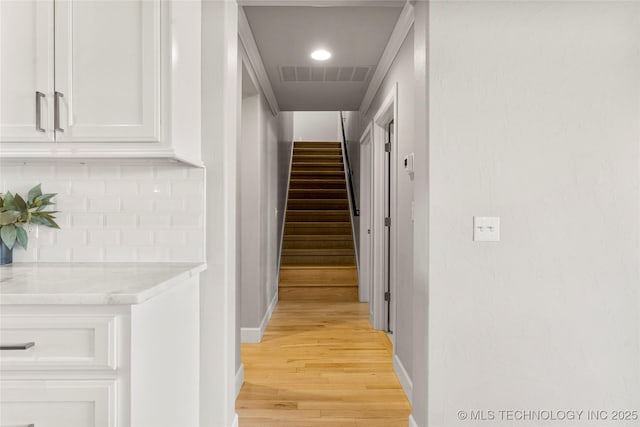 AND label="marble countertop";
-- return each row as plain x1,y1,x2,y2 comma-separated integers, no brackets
0,262,206,305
